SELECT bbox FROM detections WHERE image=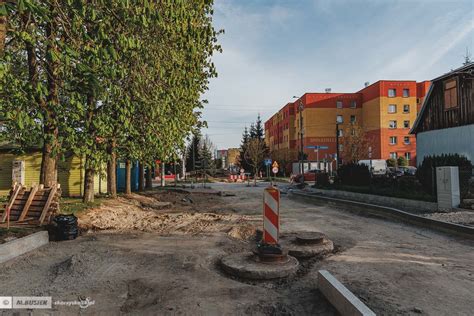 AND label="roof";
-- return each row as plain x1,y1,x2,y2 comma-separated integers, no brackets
430,62,474,82
409,83,434,134
410,62,474,134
